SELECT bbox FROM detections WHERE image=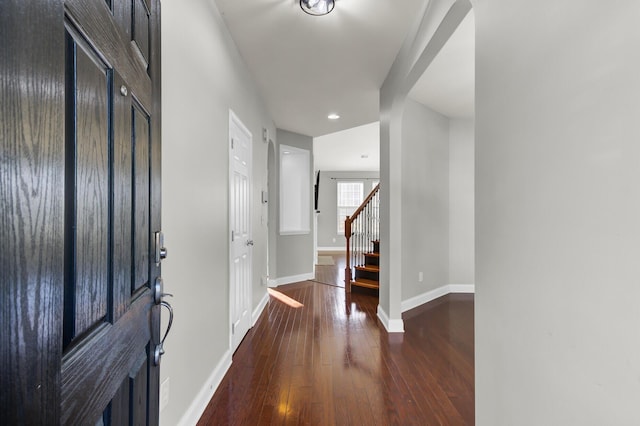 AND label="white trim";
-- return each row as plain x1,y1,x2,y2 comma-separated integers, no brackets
317,246,345,251
252,290,269,326
401,286,449,313
228,109,253,353
401,284,475,313
176,350,232,426
449,284,475,293
279,230,310,236
267,279,278,288
274,272,315,286
377,304,405,333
